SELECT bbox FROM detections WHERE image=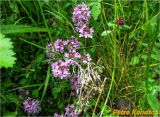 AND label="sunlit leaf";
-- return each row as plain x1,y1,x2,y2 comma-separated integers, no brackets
0,34,16,68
